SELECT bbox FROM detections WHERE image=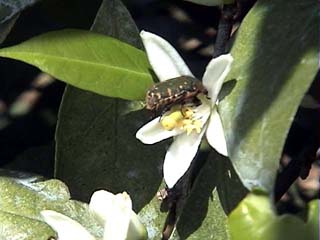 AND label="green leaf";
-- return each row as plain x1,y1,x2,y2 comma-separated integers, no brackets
0,175,103,239
174,189,228,240
185,0,234,6
55,0,167,239
0,29,153,100
55,88,166,208
228,194,318,240
219,0,318,191
172,151,247,239
0,210,55,240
